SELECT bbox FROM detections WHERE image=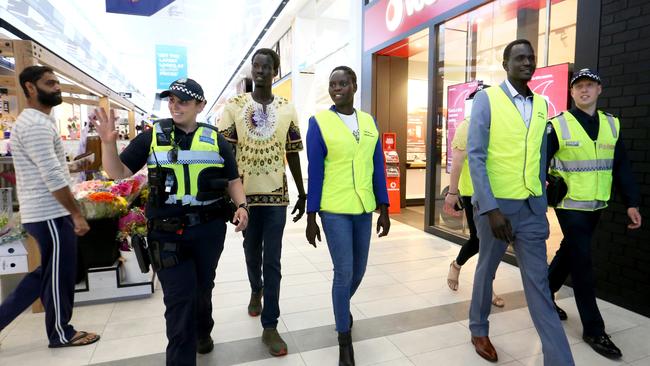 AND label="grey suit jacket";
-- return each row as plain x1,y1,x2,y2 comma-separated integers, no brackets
467,82,548,216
